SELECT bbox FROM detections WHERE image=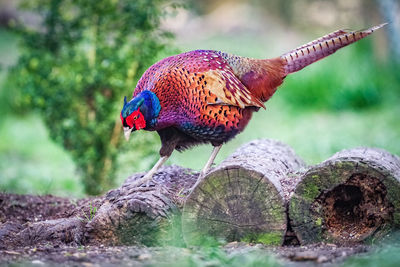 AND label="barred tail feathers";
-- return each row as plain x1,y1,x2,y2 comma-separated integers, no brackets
281,23,387,75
